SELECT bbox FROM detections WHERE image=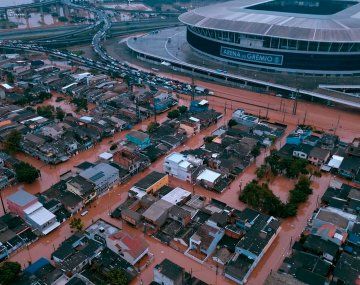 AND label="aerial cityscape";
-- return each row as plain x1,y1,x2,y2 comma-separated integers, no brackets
0,0,359,285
